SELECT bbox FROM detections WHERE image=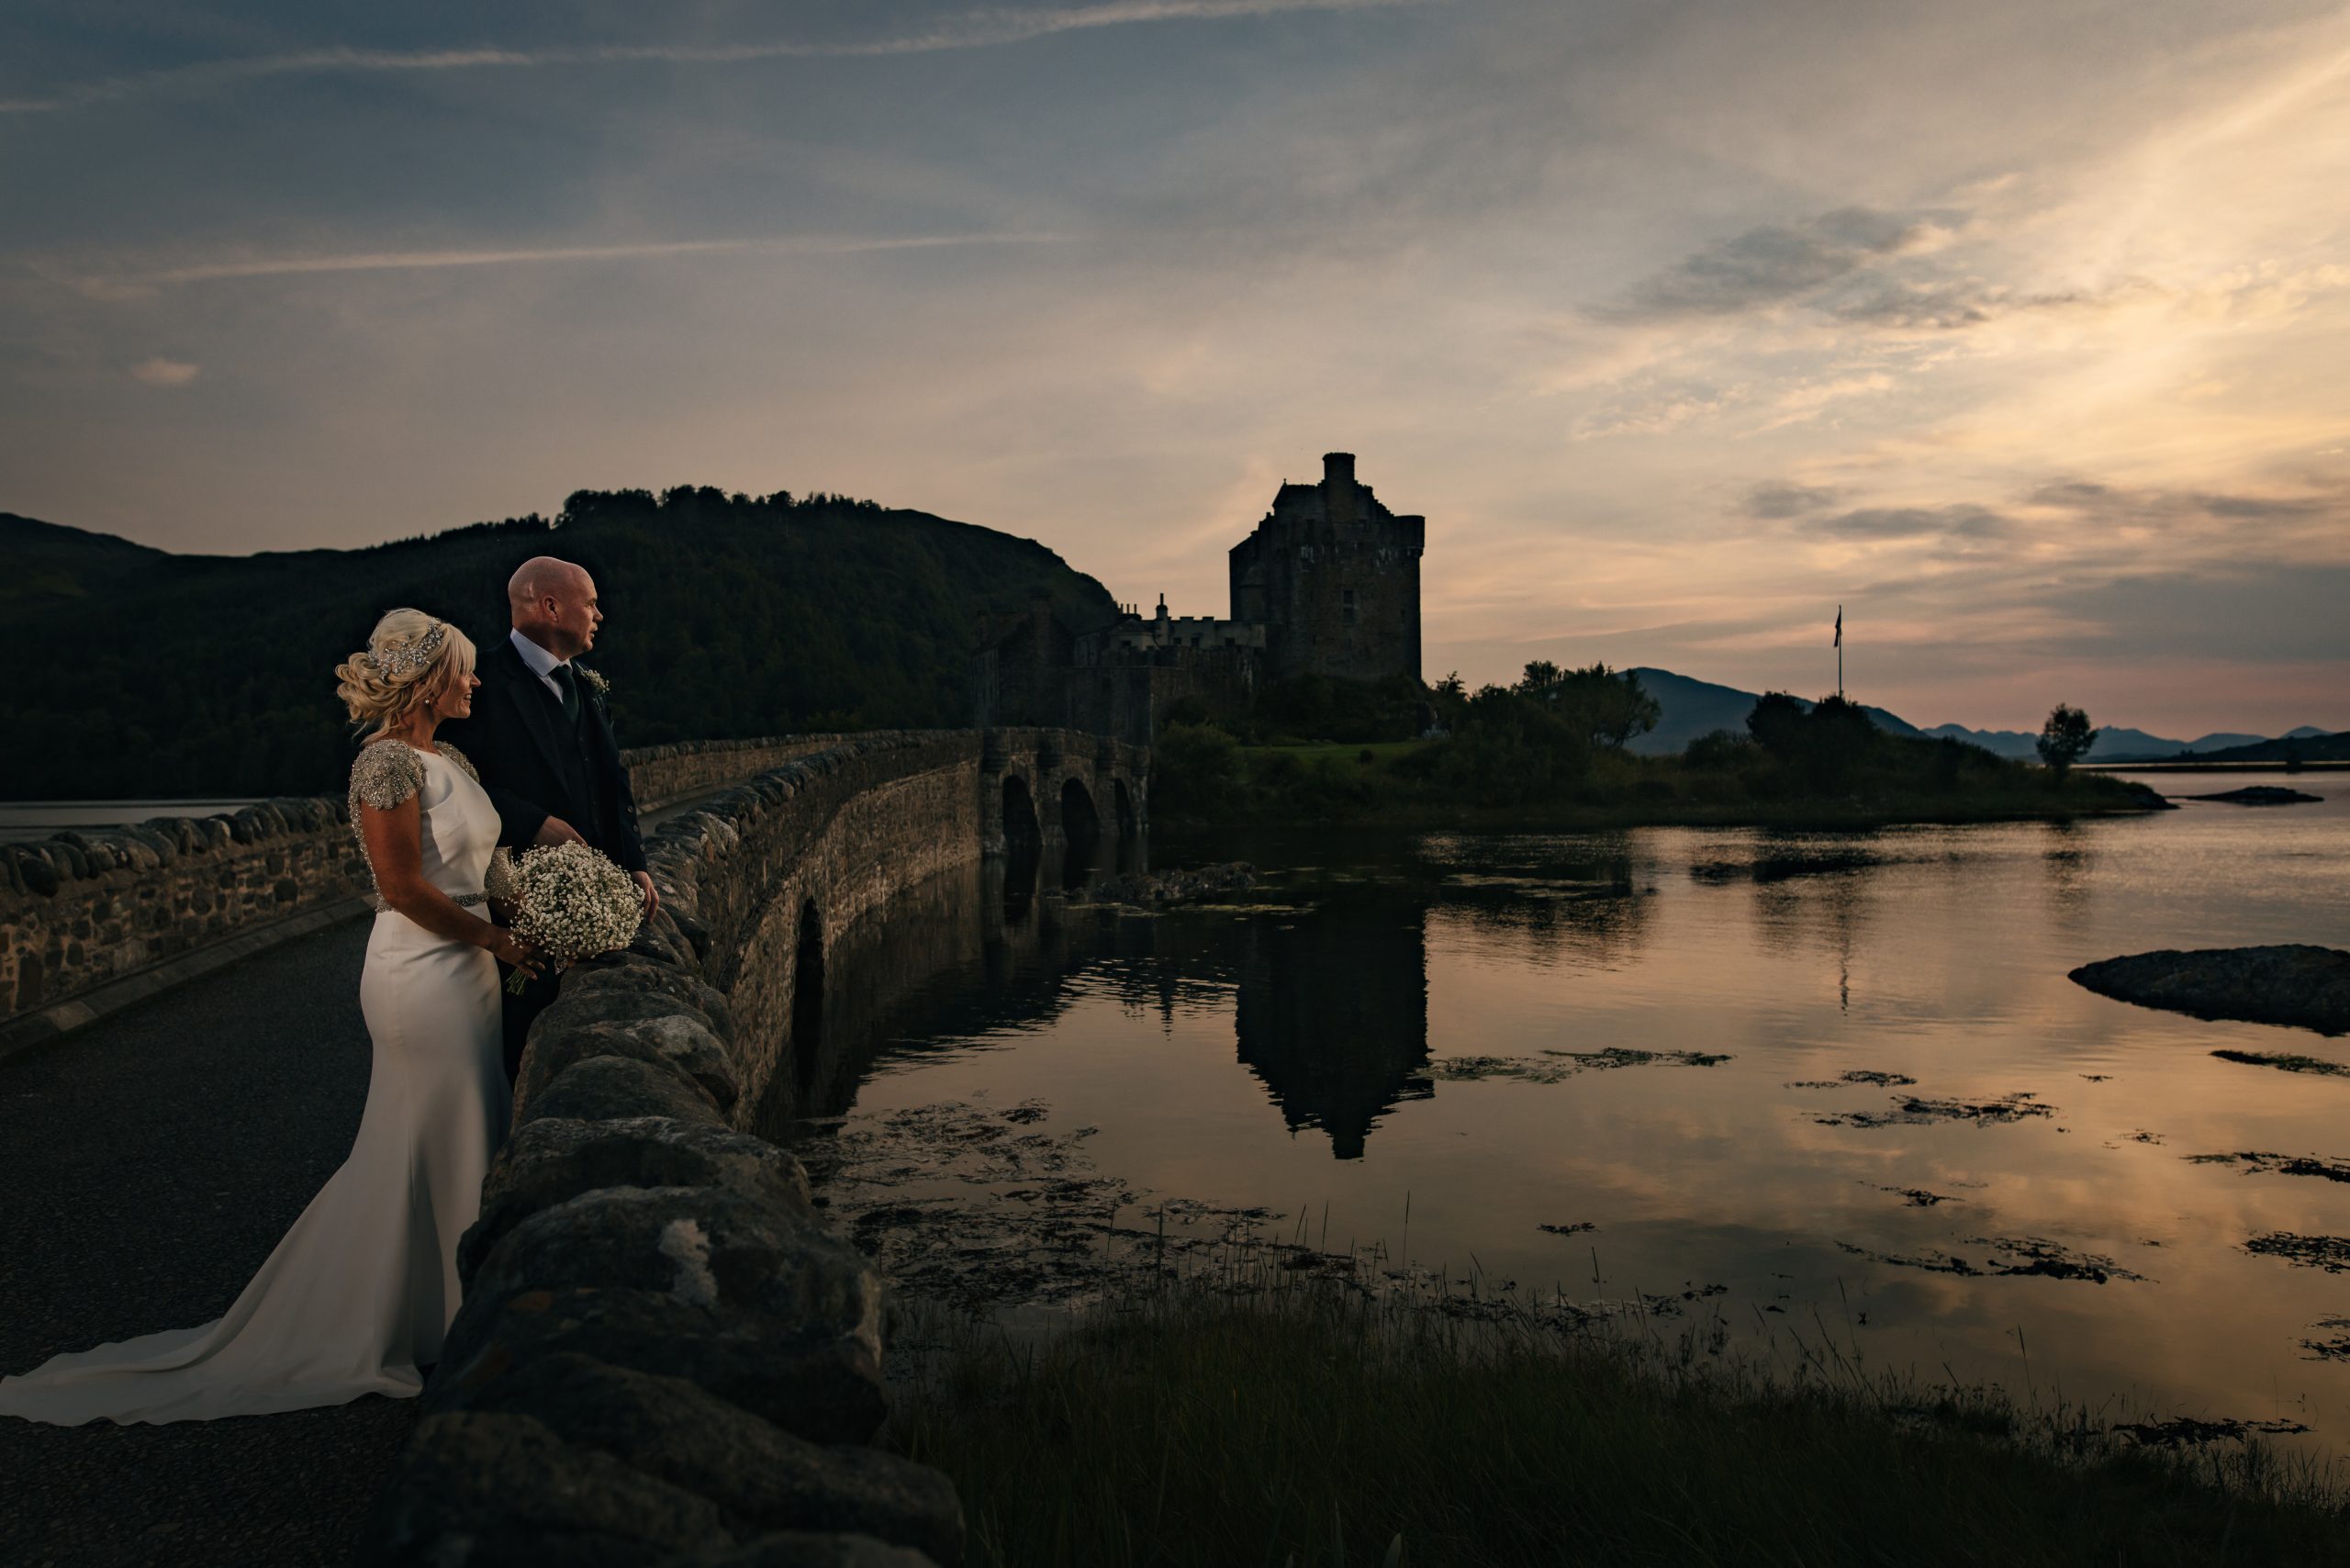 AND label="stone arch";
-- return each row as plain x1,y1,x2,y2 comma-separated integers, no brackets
1113,777,1137,838
1058,778,1102,887
790,898,824,1099
1002,773,1041,855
